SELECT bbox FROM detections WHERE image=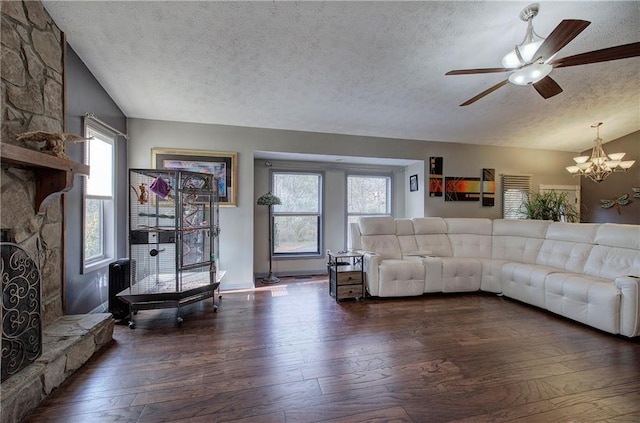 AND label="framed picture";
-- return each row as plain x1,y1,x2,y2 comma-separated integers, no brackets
409,174,419,192
151,148,238,207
